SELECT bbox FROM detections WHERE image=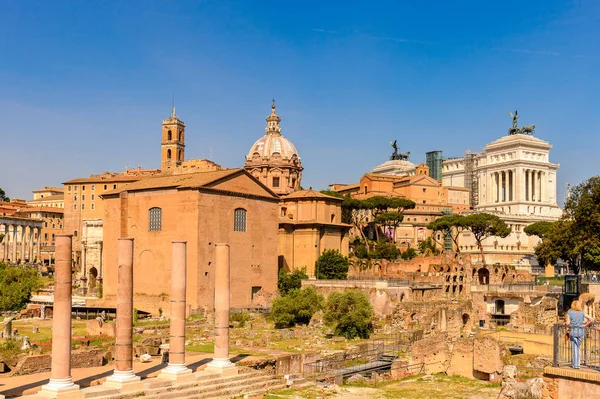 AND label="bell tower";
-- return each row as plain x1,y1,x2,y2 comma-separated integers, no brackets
161,106,185,172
